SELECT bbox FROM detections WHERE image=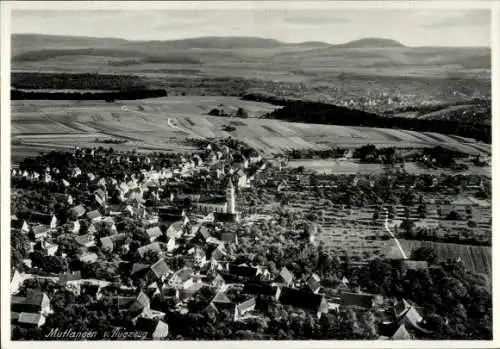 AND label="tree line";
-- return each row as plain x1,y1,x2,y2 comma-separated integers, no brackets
11,88,167,101
12,72,149,91
243,93,491,143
